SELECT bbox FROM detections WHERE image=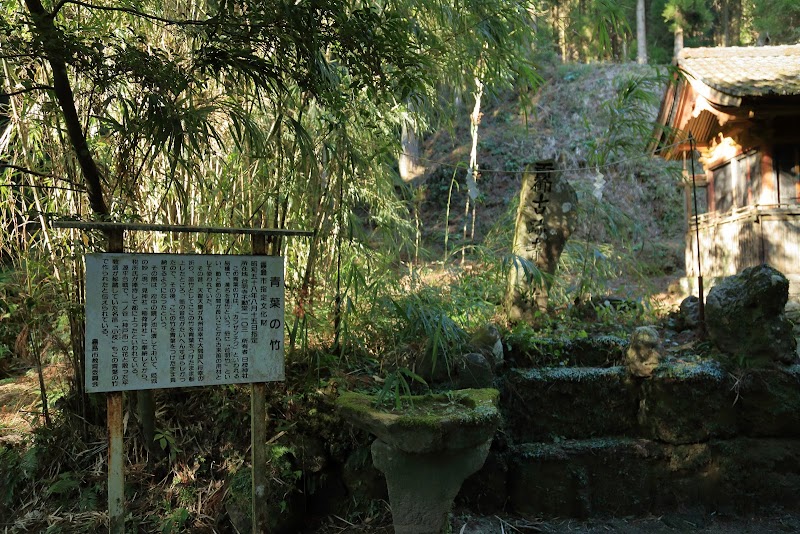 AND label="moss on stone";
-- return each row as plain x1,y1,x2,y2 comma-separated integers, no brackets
517,365,626,382
505,367,638,440
338,389,497,420
654,358,727,381
515,437,643,460
506,334,627,368
640,360,737,444
336,388,501,453
738,367,800,437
